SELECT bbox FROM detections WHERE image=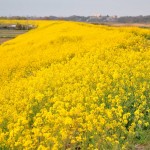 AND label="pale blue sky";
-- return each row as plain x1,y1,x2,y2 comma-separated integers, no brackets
0,0,149,17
